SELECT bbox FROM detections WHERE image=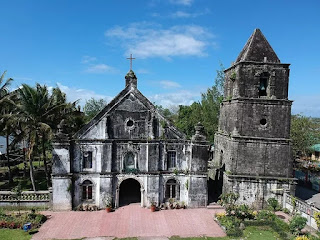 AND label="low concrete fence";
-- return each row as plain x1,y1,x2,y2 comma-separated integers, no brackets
0,189,52,208
283,192,319,230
